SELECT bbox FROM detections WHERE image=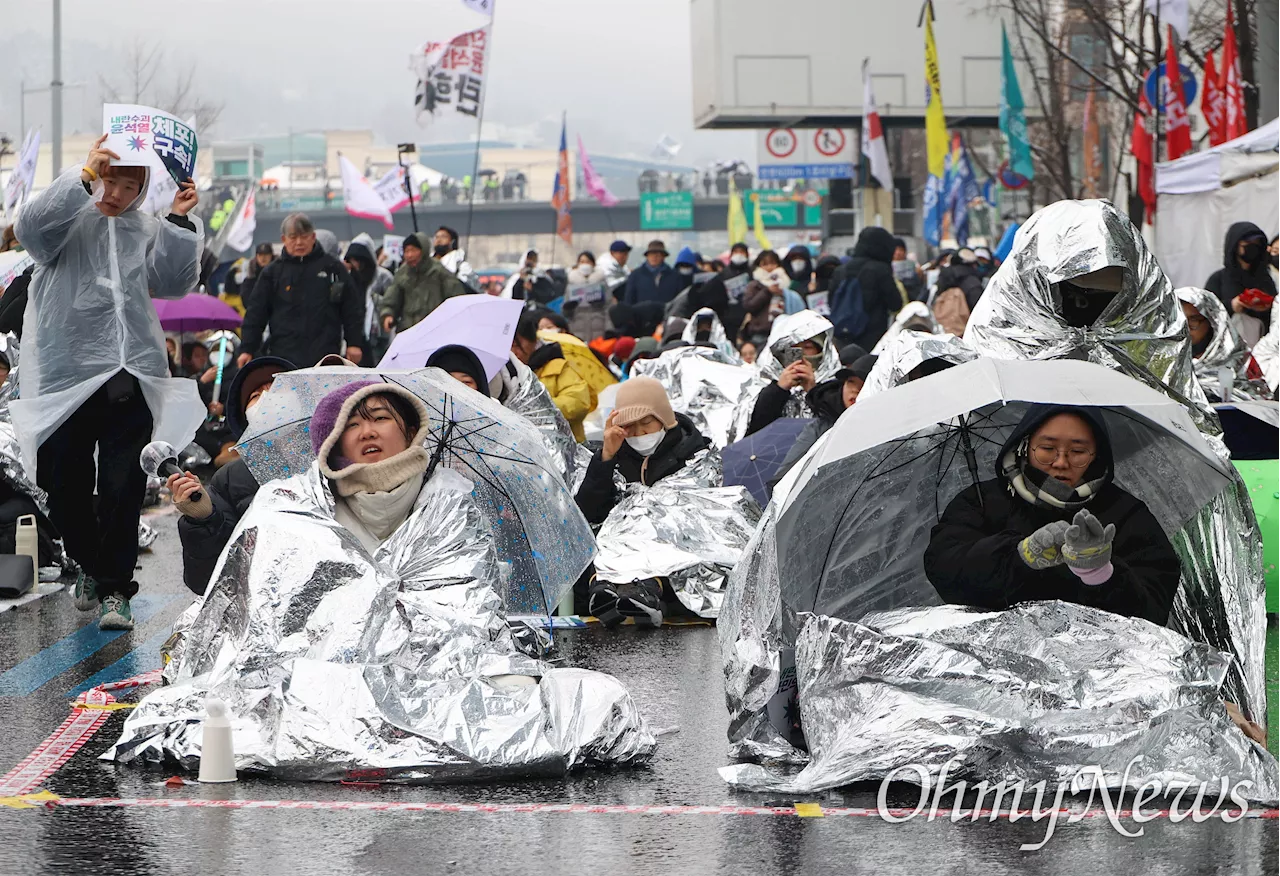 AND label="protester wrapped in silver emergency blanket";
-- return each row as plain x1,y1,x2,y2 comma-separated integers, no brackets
719,358,1274,795
631,345,756,449
1174,286,1271,402
107,463,655,781
870,301,941,355
964,199,1267,721
594,451,761,619
680,307,740,361
731,311,841,442
859,330,977,401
